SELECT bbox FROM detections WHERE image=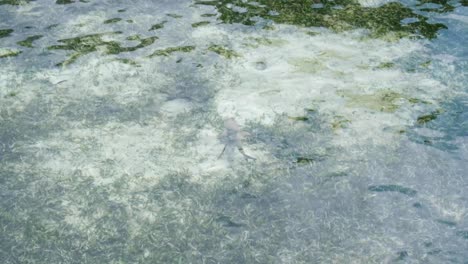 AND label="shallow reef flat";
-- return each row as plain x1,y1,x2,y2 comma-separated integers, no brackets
1,0,468,263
